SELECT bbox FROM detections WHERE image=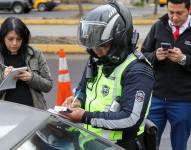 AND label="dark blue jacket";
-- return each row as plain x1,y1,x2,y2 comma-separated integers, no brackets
76,53,154,139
